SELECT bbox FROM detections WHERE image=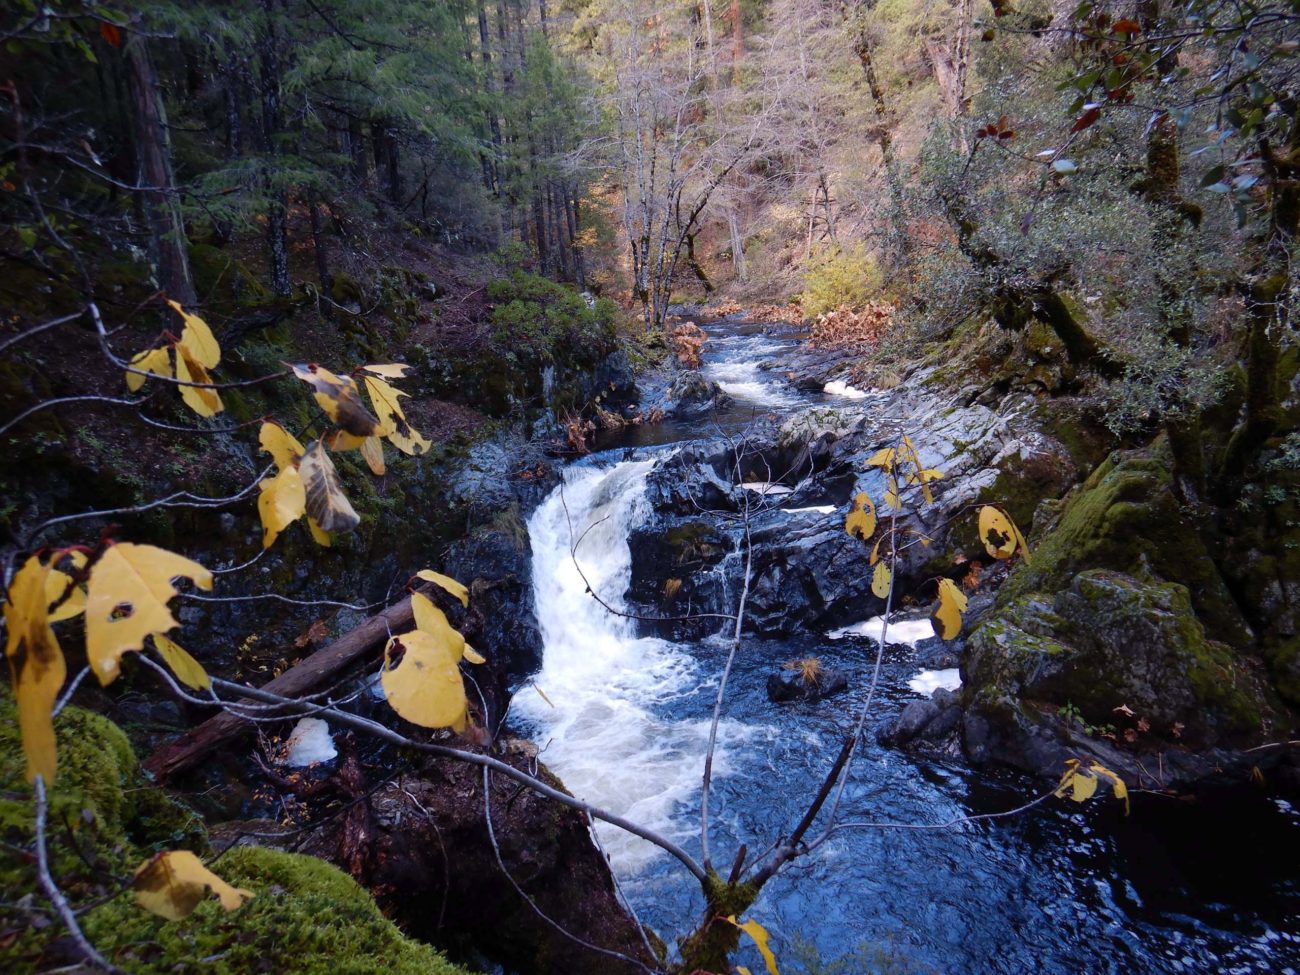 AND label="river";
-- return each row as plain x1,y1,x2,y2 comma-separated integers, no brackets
510,316,1300,974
